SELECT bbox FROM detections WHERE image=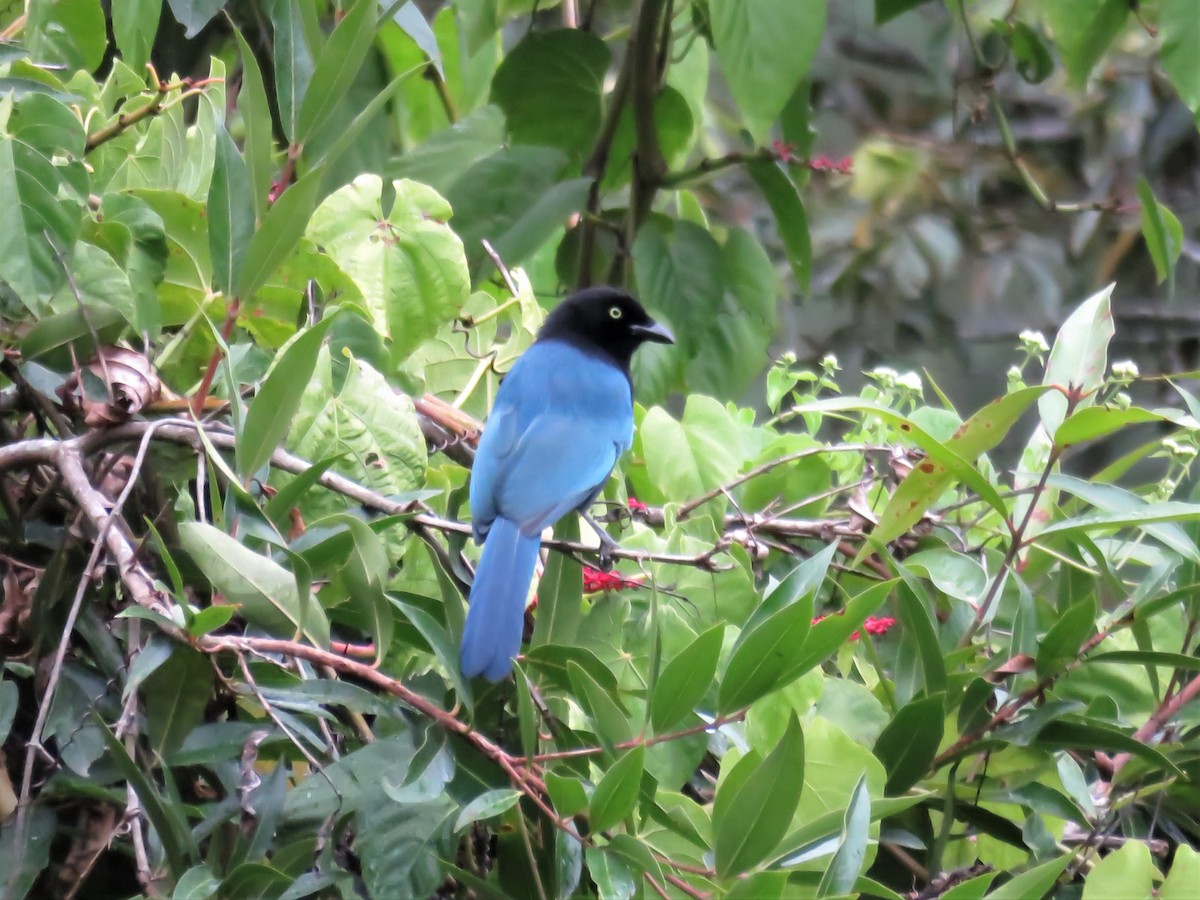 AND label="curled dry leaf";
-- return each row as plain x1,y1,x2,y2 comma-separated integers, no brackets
59,346,163,426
